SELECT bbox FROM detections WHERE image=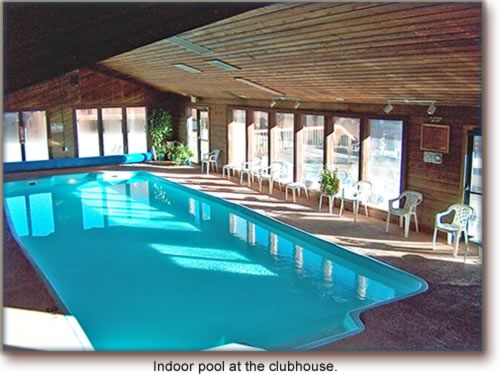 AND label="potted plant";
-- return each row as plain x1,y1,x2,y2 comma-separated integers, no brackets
173,144,193,165
148,109,173,160
320,167,340,197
